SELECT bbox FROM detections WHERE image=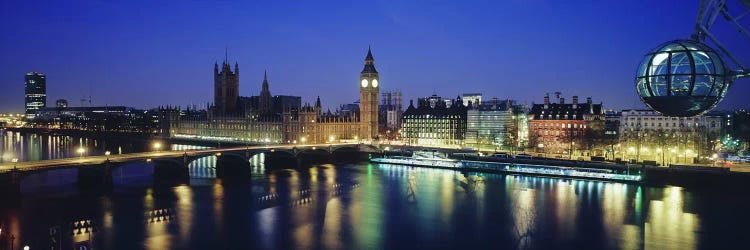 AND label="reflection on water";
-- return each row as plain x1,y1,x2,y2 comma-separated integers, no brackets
645,186,699,250
188,155,217,178
2,155,749,249
0,131,207,163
